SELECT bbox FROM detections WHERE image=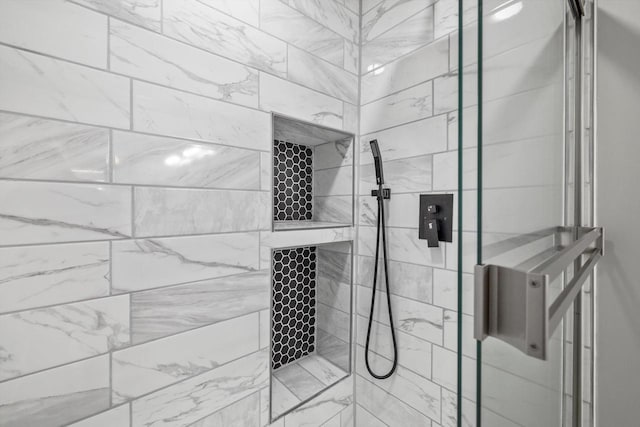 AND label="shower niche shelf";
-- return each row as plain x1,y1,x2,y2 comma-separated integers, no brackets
272,114,355,232
270,241,353,421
